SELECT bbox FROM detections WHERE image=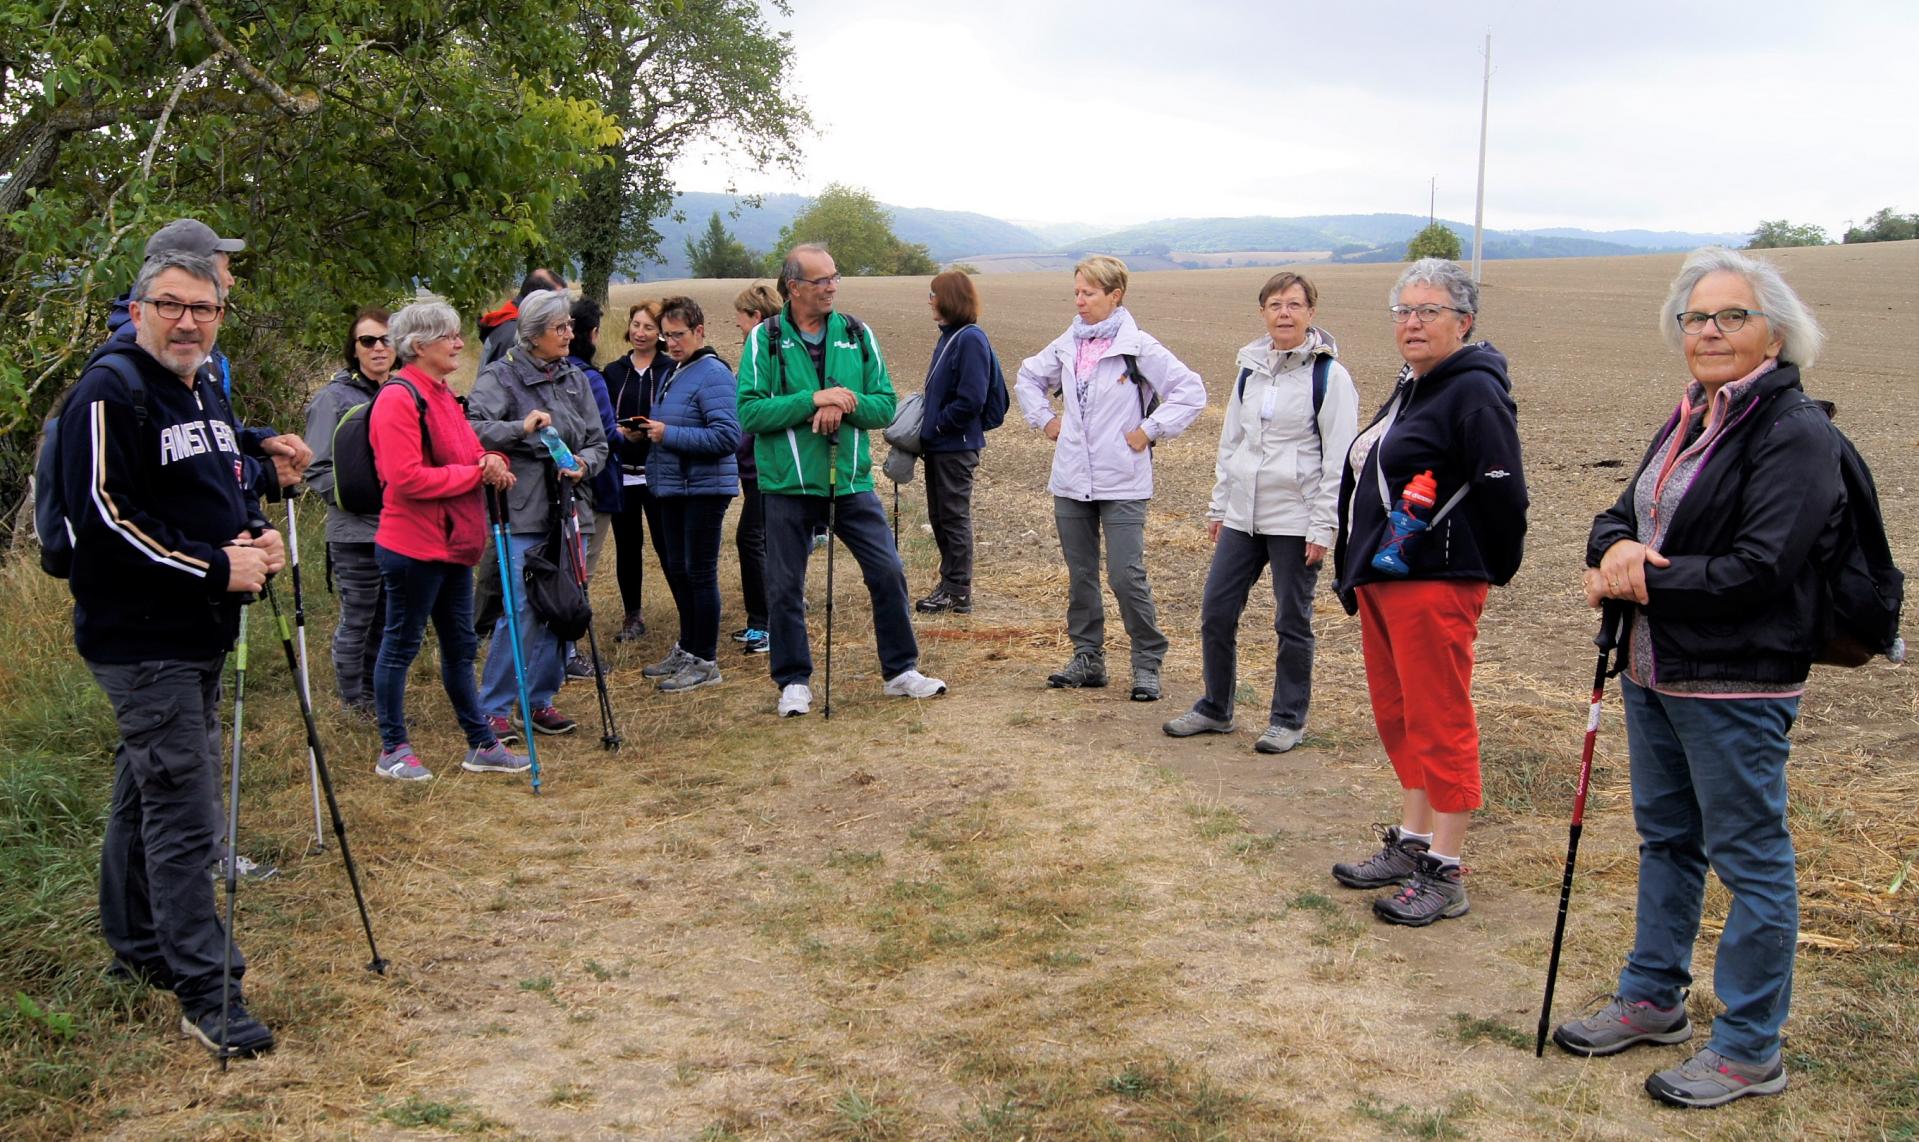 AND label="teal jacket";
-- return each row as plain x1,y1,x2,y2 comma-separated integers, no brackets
736,308,894,497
